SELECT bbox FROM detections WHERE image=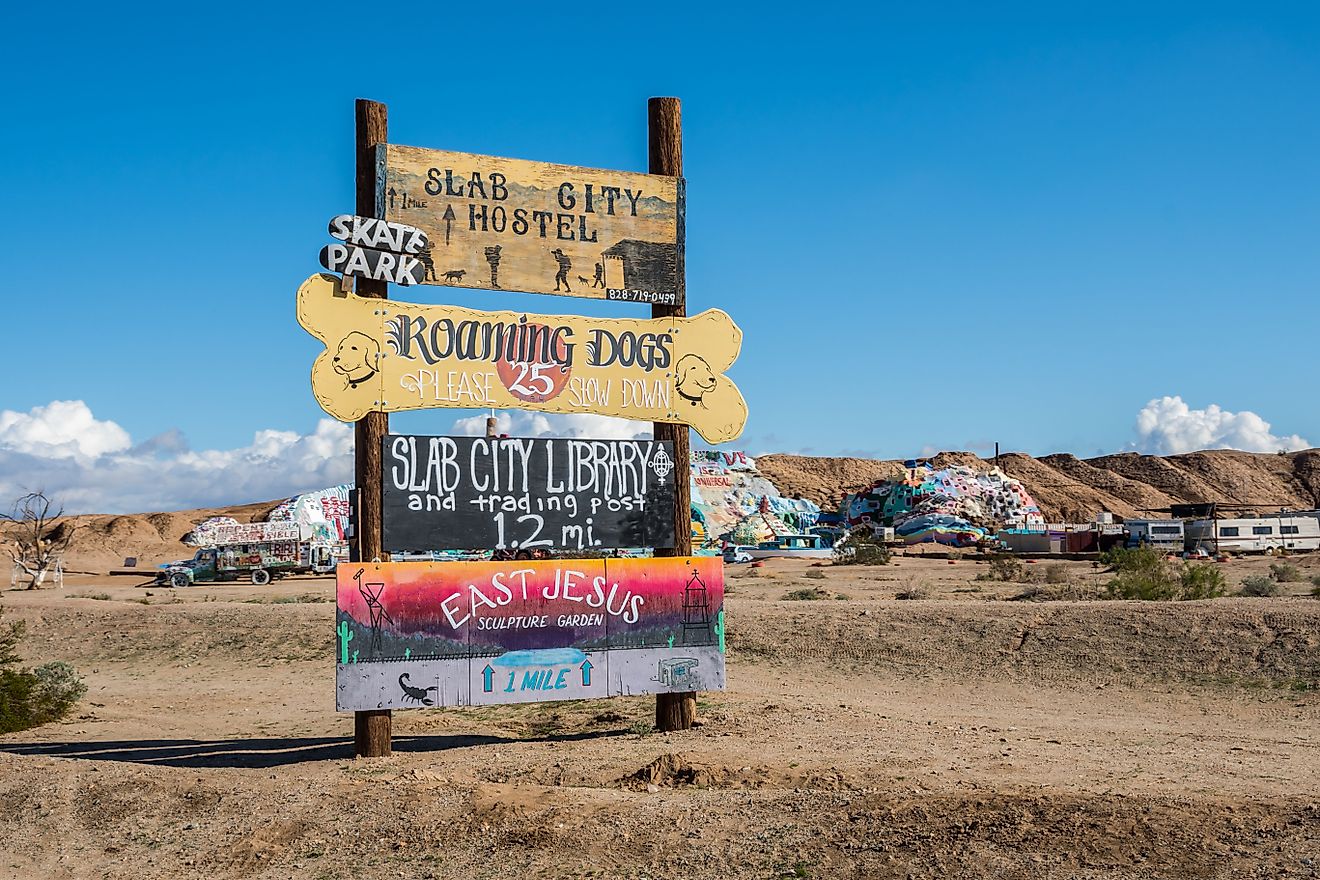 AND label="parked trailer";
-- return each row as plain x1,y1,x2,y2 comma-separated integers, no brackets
1185,516,1320,555
1124,519,1185,550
